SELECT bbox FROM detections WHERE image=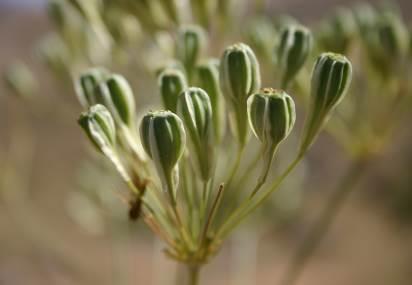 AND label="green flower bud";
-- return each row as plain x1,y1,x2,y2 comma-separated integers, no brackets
376,12,409,61
247,88,296,196
75,67,109,108
4,62,37,99
195,59,226,142
176,26,206,80
101,74,136,127
158,68,188,112
220,43,261,145
317,7,357,54
78,104,116,153
247,88,295,148
300,53,352,154
275,25,312,89
47,0,66,30
177,87,214,181
353,3,377,33
245,17,277,60
140,111,186,194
